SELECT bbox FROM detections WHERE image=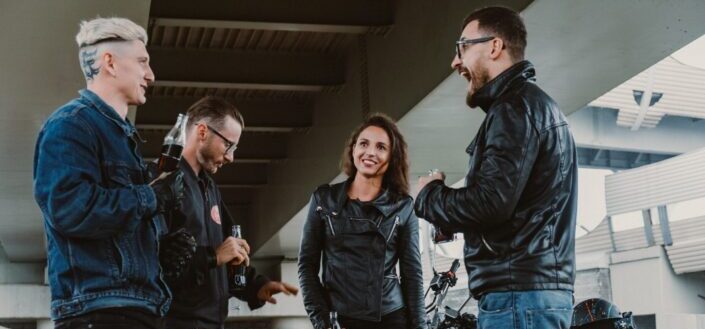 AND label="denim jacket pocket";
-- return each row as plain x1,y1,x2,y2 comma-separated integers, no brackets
111,231,151,287
105,237,127,283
